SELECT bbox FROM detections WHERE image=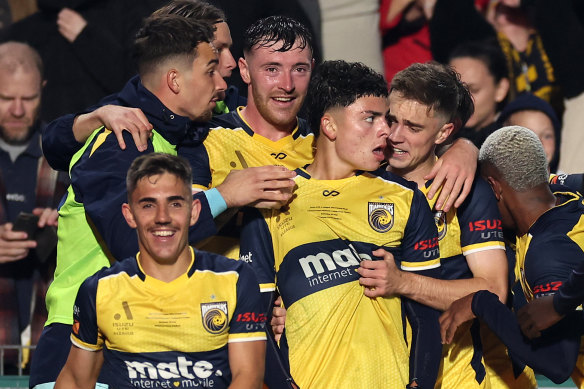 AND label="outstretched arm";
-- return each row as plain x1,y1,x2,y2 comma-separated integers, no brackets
55,345,103,389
